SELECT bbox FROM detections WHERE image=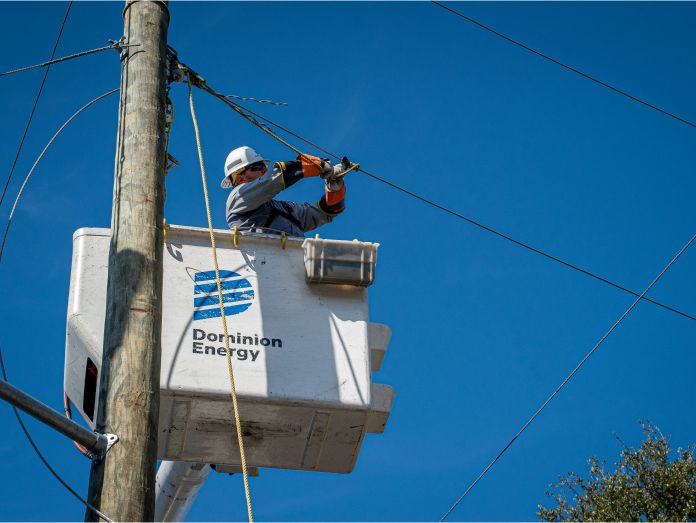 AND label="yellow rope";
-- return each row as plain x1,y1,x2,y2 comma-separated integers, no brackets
178,62,359,183
335,162,360,179
187,77,254,523
180,62,356,180
196,81,327,172
216,90,361,179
